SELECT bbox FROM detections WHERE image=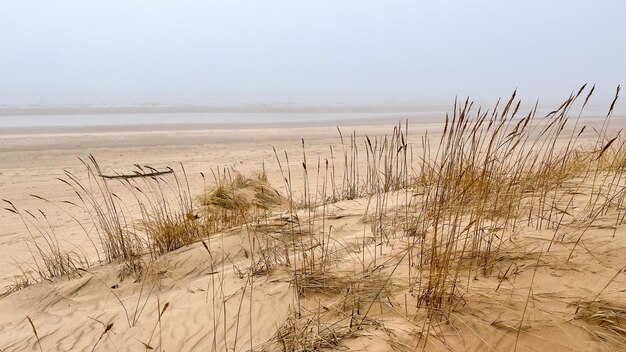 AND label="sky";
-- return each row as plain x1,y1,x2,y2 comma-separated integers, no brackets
0,1,625,107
